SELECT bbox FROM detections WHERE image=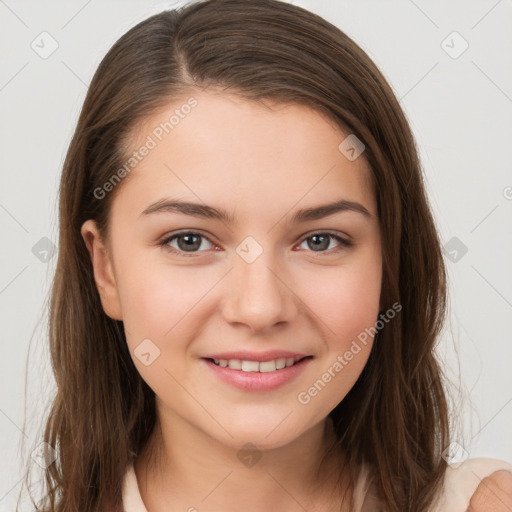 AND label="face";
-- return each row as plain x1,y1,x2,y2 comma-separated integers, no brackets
82,89,382,451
